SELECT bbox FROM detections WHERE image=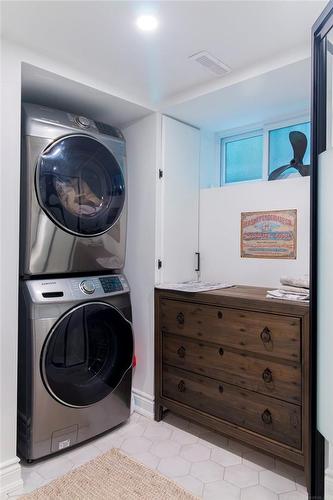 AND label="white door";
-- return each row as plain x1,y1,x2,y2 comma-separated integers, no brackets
158,115,200,283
